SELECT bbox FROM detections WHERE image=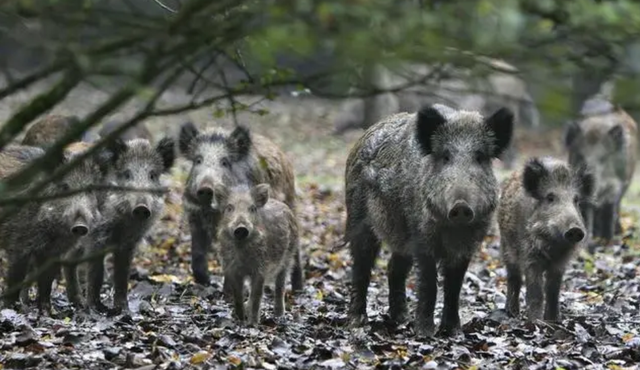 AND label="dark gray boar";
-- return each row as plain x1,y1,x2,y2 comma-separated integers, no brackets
83,137,175,315
99,120,153,142
0,147,102,313
218,183,299,325
178,122,302,297
498,157,594,322
564,103,638,252
345,103,514,337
